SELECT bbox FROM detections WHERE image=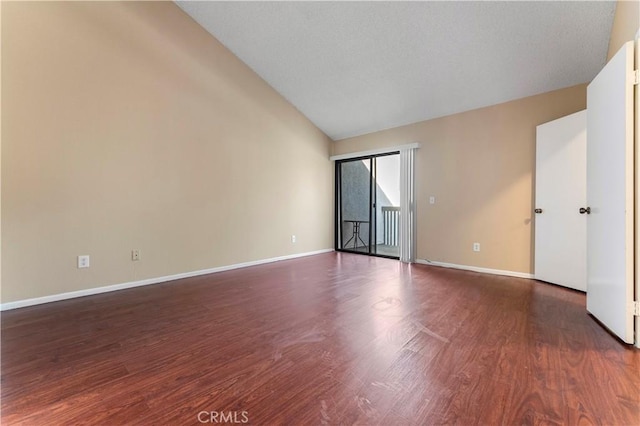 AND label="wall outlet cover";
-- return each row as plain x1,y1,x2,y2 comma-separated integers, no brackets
78,255,90,268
